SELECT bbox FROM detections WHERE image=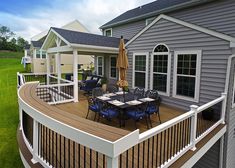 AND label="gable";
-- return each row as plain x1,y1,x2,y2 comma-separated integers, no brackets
41,29,70,50
126,14,235,47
